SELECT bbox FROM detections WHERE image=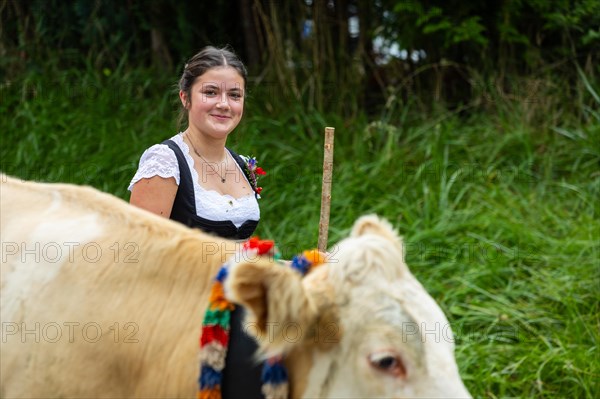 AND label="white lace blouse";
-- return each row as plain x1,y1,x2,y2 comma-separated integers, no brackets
128,134,260,228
